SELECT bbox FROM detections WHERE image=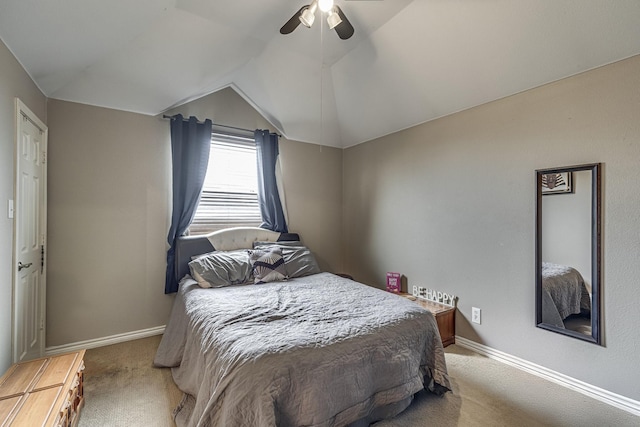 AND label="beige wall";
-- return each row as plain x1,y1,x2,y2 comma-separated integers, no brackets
343,55,640,400
0,39,47,373
46,100,173,346
46,88,343,347
277,141,343,272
